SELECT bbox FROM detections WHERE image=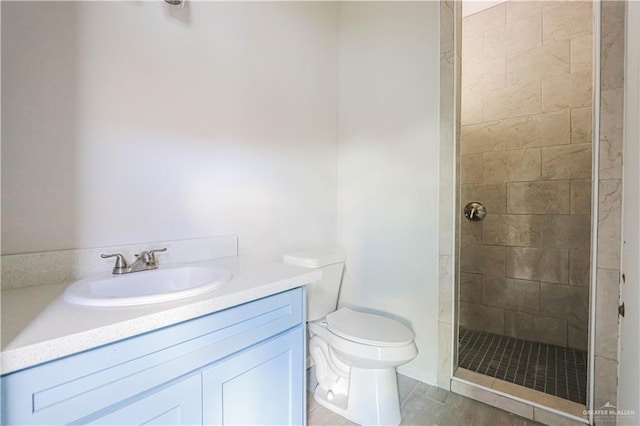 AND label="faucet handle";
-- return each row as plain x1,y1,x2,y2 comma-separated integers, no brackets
149,248,167,262
134,251,153,262
101,253,128,273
